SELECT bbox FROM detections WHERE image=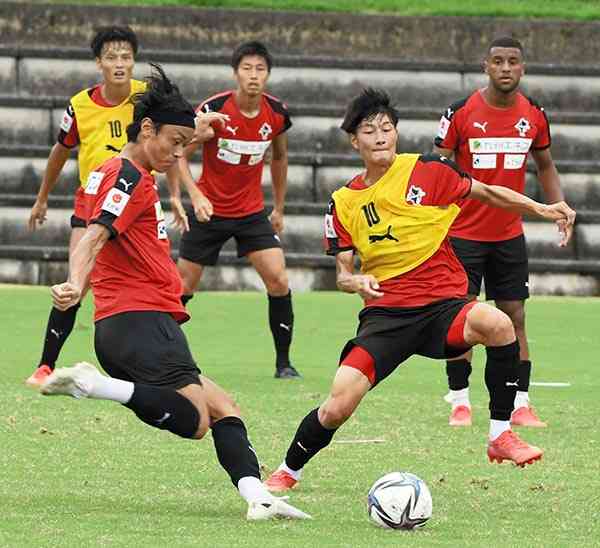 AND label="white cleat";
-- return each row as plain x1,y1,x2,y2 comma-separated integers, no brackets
247,497,312,521
40,362,101,399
